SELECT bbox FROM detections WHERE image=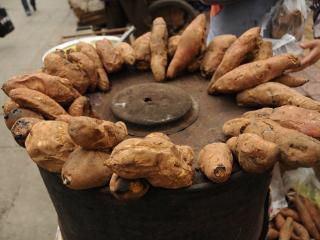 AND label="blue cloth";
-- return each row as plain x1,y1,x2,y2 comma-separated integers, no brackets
207,0,279,42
